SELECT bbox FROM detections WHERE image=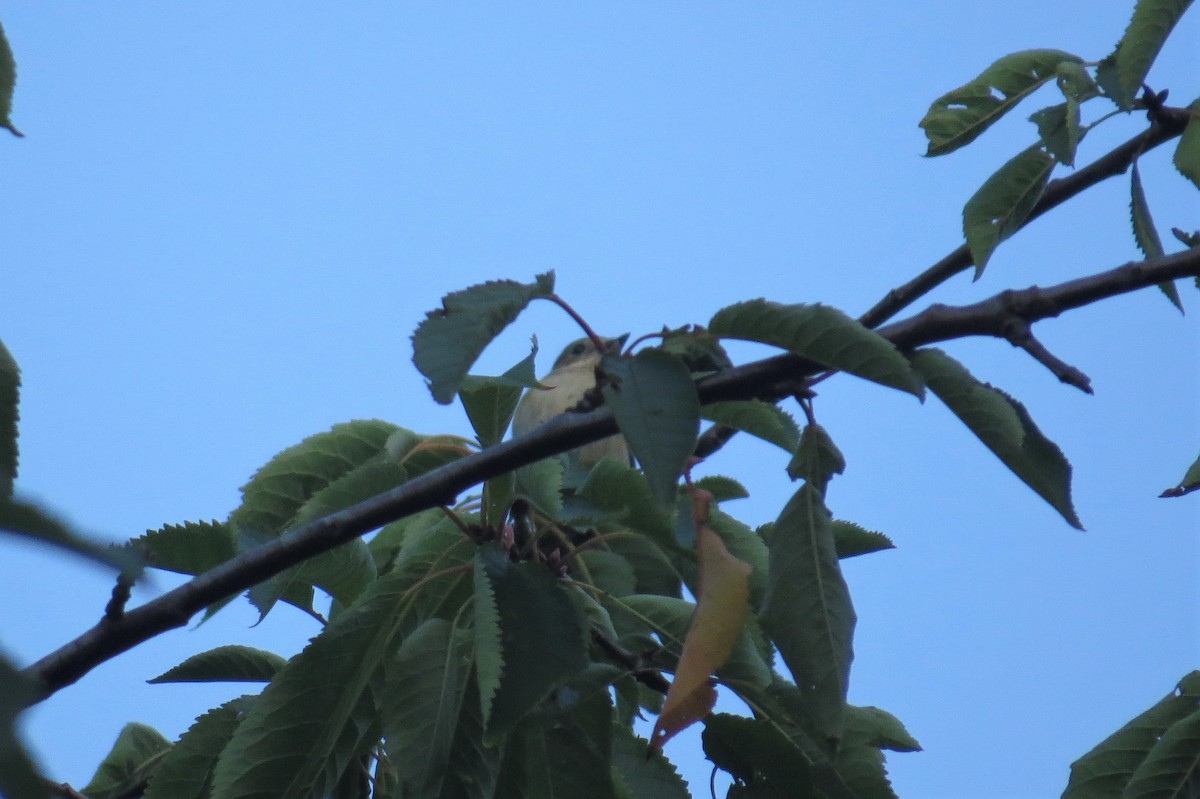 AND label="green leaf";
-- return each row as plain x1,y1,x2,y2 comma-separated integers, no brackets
702,713,814,794
575,458,677,550
576,549,638,597
209,566,427,799
0,22,21,137
601,350,700,508
1095,0,1193,110
1064,671,1200,799
501,692,617,799
610,724,689,799
962,145,1055,276
0,339,18,497
1131,161,1184,310
787,423,846,492
1030,101,1083,166
910,348,1082,528
474,544,590,740
144,697,255,799
136,520,236,576
919,49,1082,156
701,400,801,454
1122,707,1200,799
830,521,895,560
515,456,565,518
693,474,749,501
0,497,138,572
759,484,855,742
381,618,467,797
460,342,542,448
0,656,48,799
148,646,286,684
82,723,172,799
842,705,922,752
1174,99,1200,190
413,272,556,404
709,301,924,398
